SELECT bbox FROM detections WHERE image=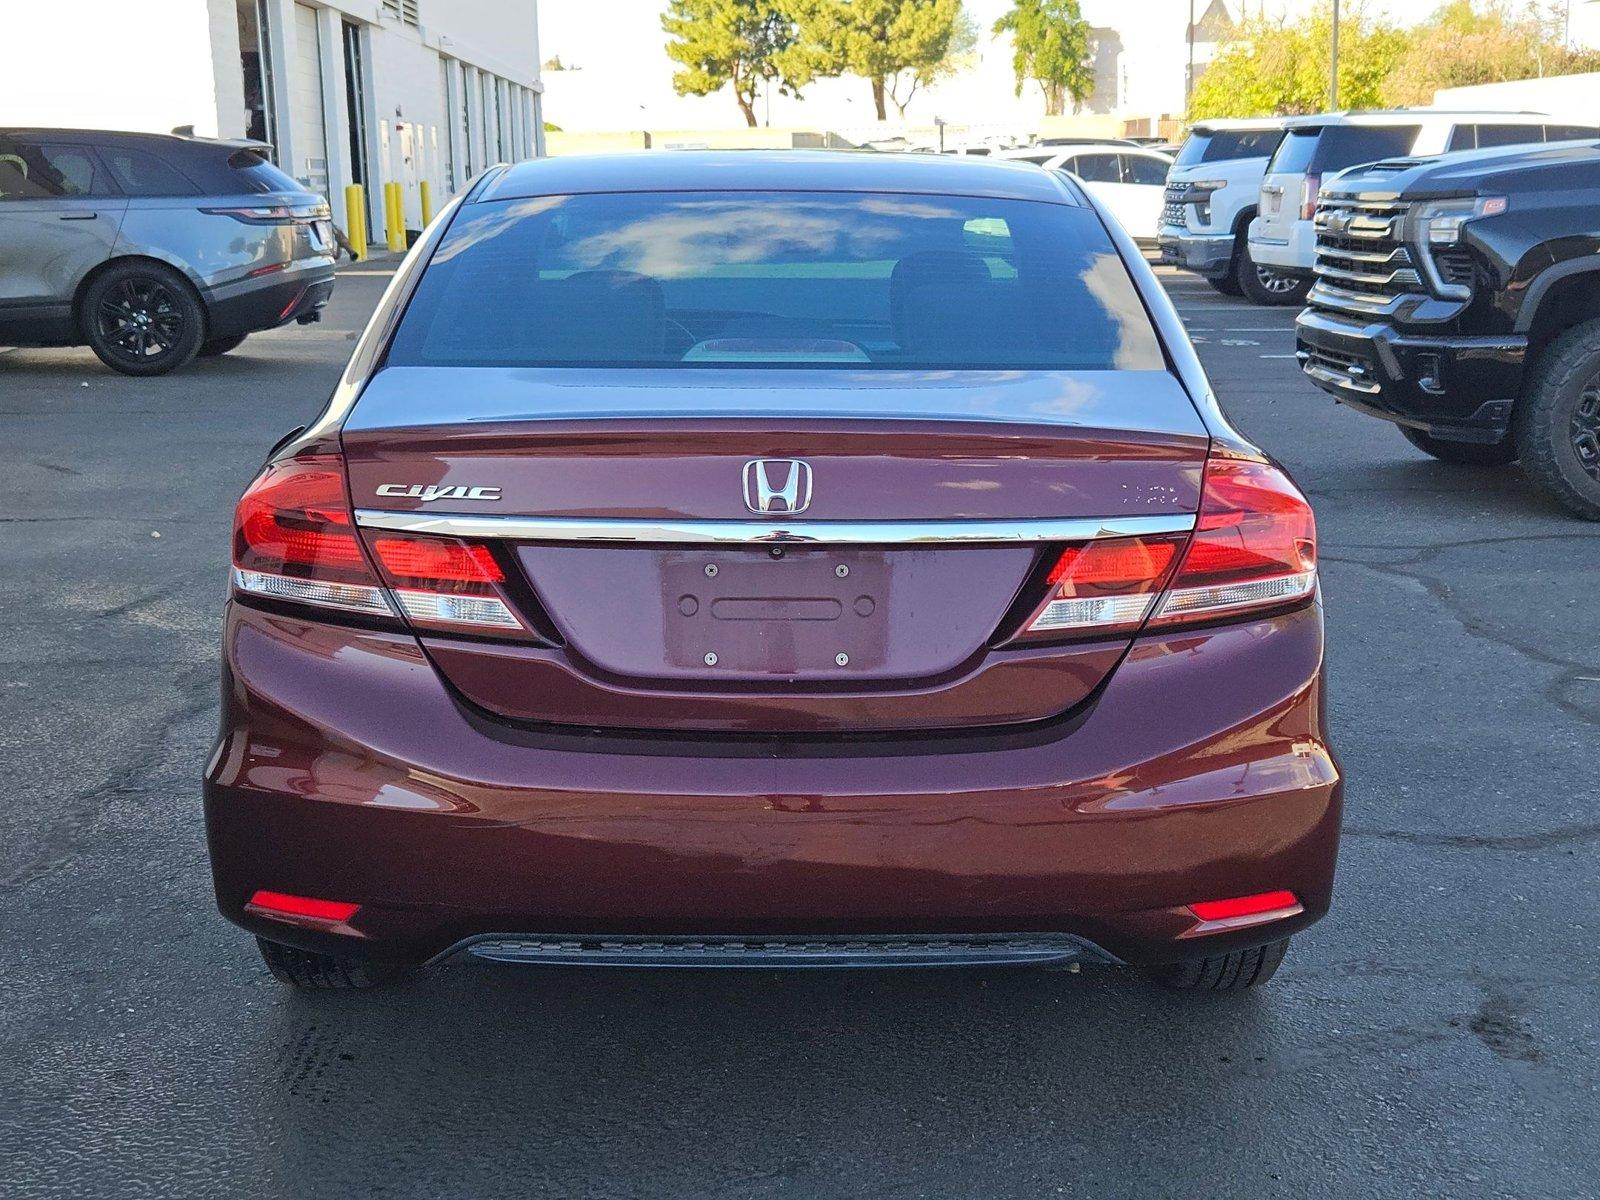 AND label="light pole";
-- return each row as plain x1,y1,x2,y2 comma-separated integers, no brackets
1186,0,1196,117
1329,0,1341,110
